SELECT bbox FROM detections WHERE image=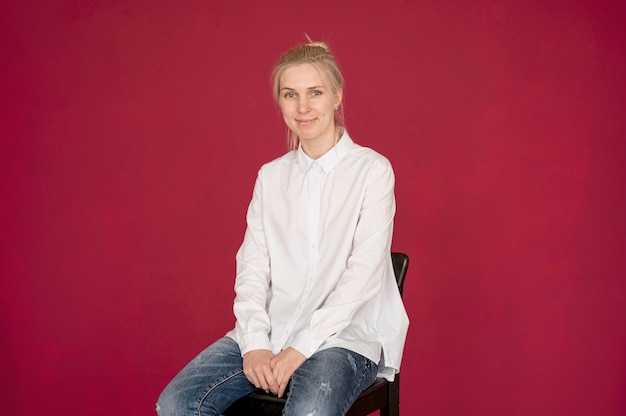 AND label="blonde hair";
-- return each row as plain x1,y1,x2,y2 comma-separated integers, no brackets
271,40,345,150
